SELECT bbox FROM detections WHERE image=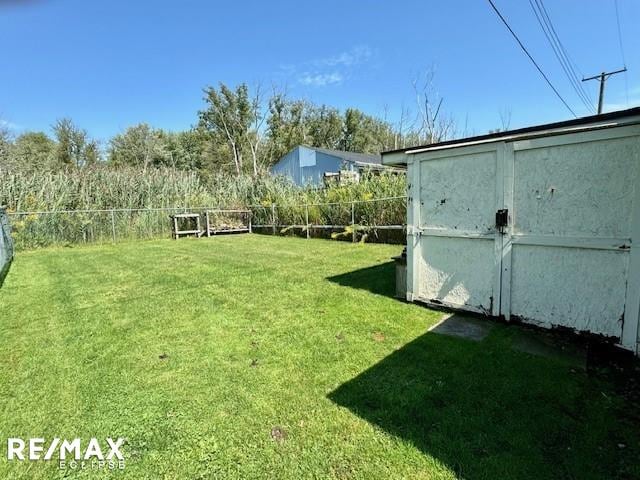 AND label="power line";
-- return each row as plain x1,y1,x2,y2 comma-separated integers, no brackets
614,0,629,106
487,0,577,117
527,0,593,112
530,0,595,112
536,0,592,99
614,0,627,64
